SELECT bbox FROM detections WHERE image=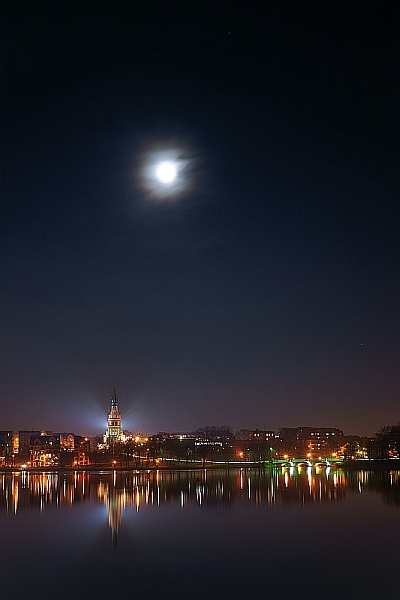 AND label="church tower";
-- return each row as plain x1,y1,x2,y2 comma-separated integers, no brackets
106,386,122,445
